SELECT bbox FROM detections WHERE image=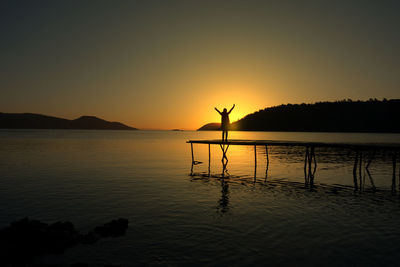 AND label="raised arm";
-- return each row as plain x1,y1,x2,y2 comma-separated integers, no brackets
215,107,222,115
228,104,235,114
